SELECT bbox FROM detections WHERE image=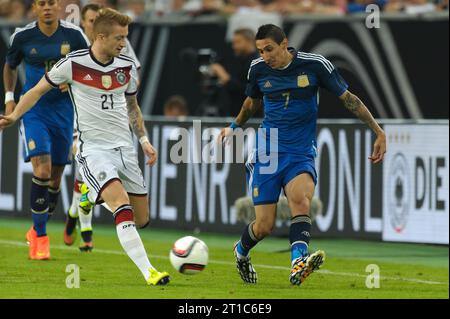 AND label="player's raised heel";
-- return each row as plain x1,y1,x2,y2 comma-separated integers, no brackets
233,242,257,284
26,226,37,259
289,250,325,286
79,184,94,214
147,268,170,286
63,214,78,246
